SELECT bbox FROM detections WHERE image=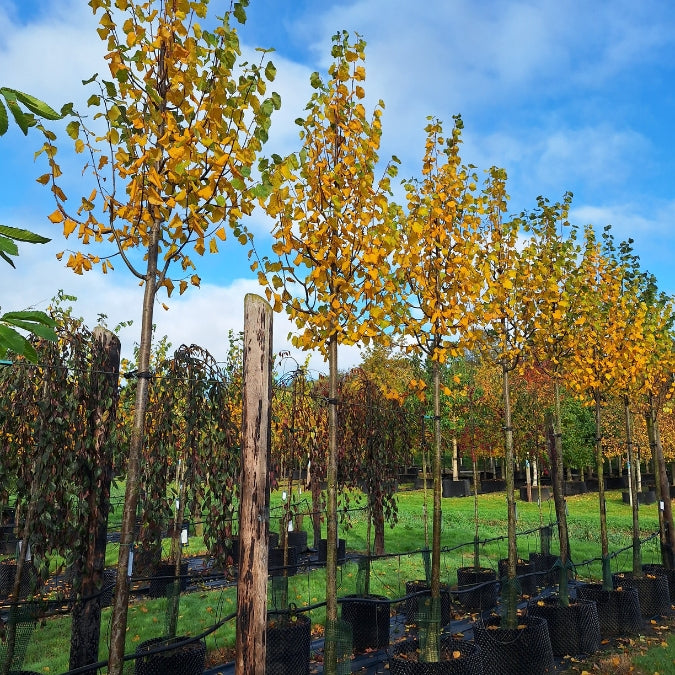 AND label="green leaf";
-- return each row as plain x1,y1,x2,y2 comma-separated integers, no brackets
264,61,277,82
8,88,61,120
2,317,57,342
0,324,34,362
0,234,19,257
0,225,50,244
309,72,322,89
3,95,33,135
0,251,15,268
66,120,80,140
233,2,247,24
3,310,57,327
0,99,8,136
